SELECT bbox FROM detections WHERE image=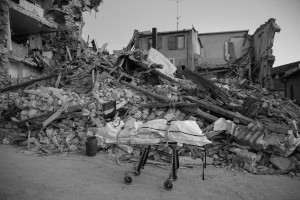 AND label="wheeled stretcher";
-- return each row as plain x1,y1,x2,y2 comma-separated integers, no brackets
97,119,211,190
123,143,207,190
